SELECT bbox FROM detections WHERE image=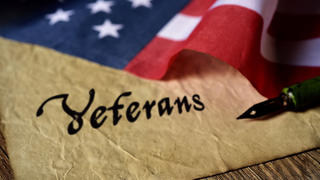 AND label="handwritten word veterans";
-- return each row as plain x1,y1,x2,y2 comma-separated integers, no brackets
36,89,205,135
